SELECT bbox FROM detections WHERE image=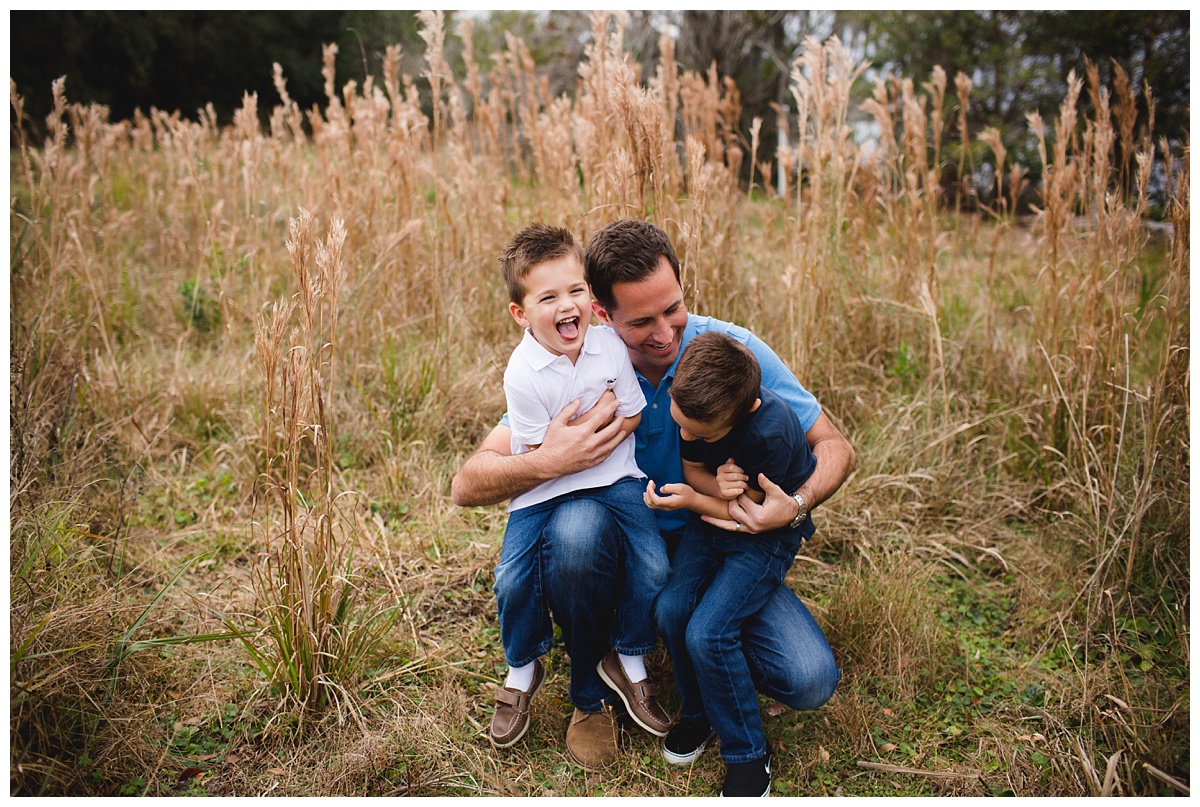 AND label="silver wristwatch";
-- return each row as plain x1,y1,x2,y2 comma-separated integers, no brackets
788,492,808,529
